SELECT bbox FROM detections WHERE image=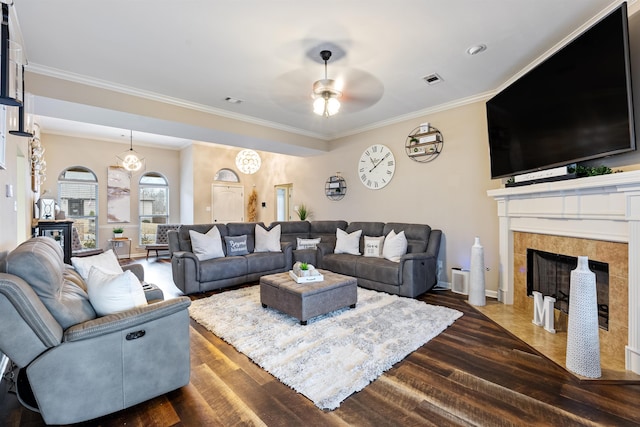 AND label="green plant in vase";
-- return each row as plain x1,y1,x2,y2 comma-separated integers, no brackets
112,227,124,238
295,203,312,220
